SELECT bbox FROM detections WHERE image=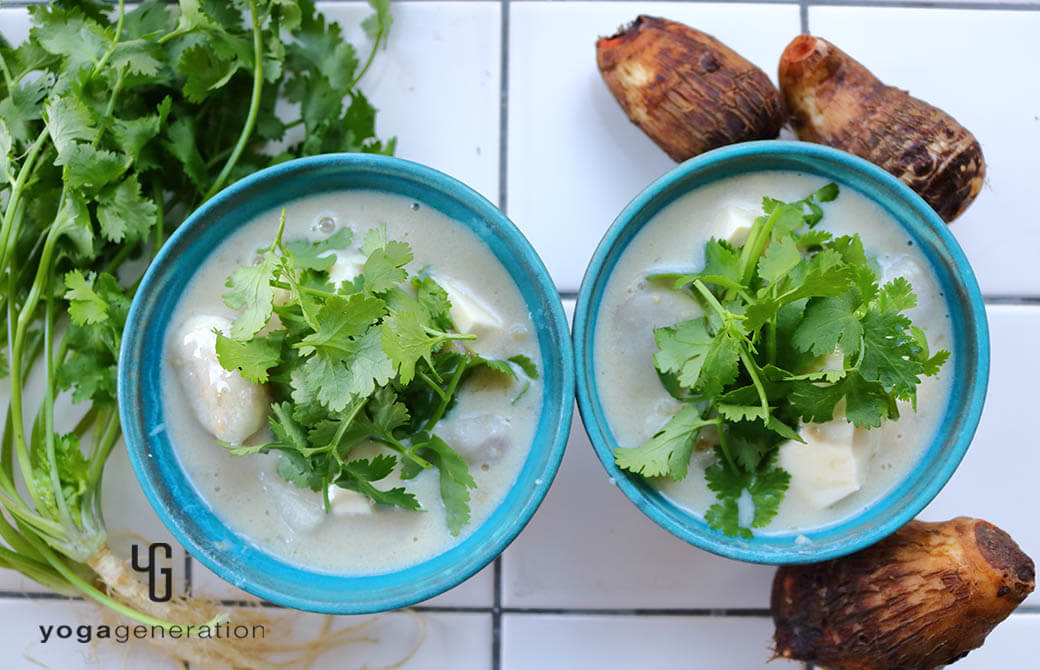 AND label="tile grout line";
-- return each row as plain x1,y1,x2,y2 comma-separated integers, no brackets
494,1,510,668
800,0,810,31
